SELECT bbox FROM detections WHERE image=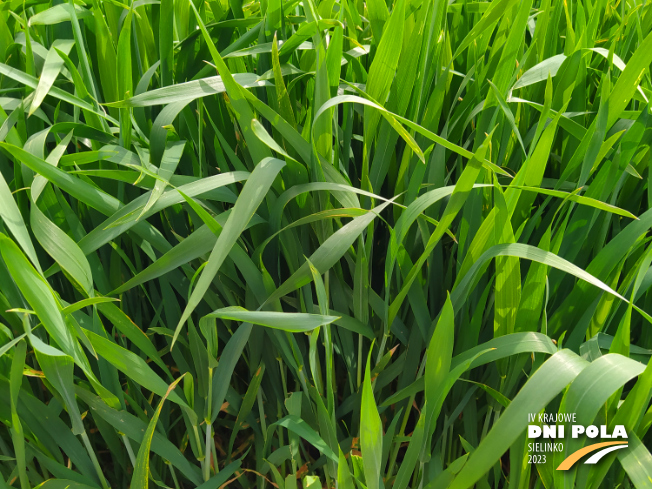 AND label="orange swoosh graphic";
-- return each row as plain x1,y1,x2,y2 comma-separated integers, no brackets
556,441,628,470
